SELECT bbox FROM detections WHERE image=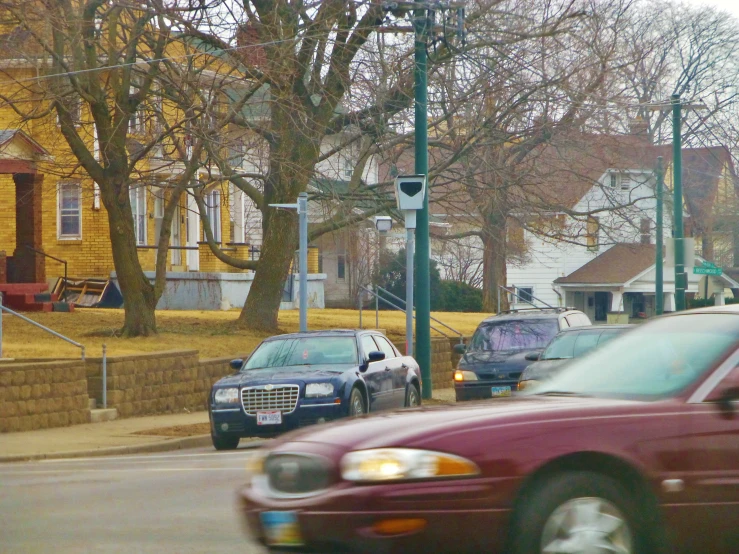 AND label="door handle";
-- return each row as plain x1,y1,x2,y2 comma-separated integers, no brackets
401,364,409,369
